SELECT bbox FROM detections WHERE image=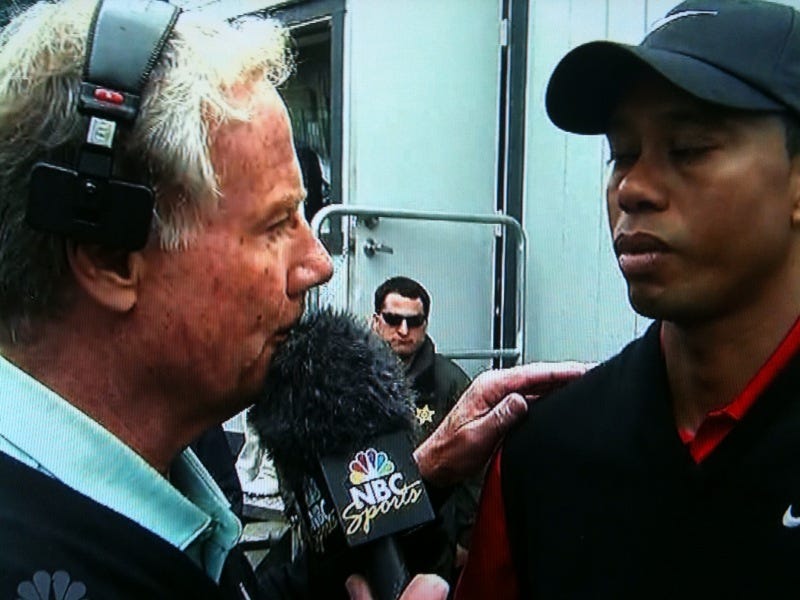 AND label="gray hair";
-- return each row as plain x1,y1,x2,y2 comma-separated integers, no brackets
0,0,291,343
